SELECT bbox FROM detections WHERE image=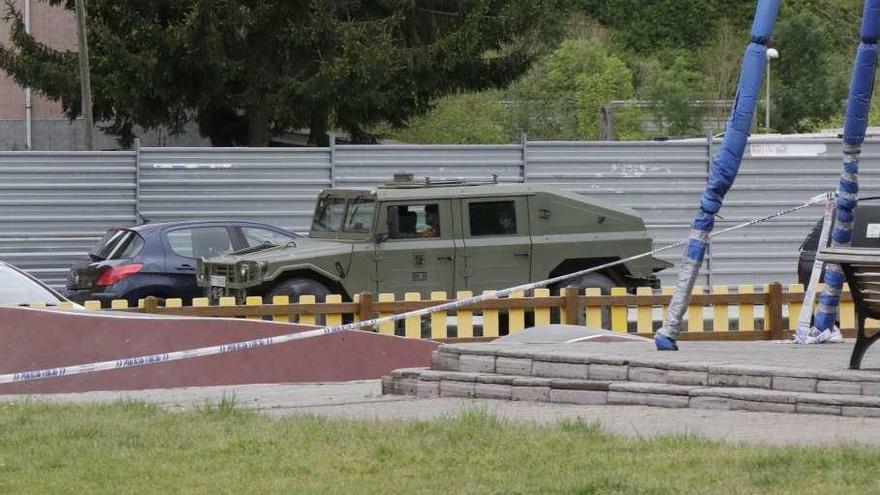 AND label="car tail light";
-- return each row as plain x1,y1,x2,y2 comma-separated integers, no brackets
96,264,143,286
